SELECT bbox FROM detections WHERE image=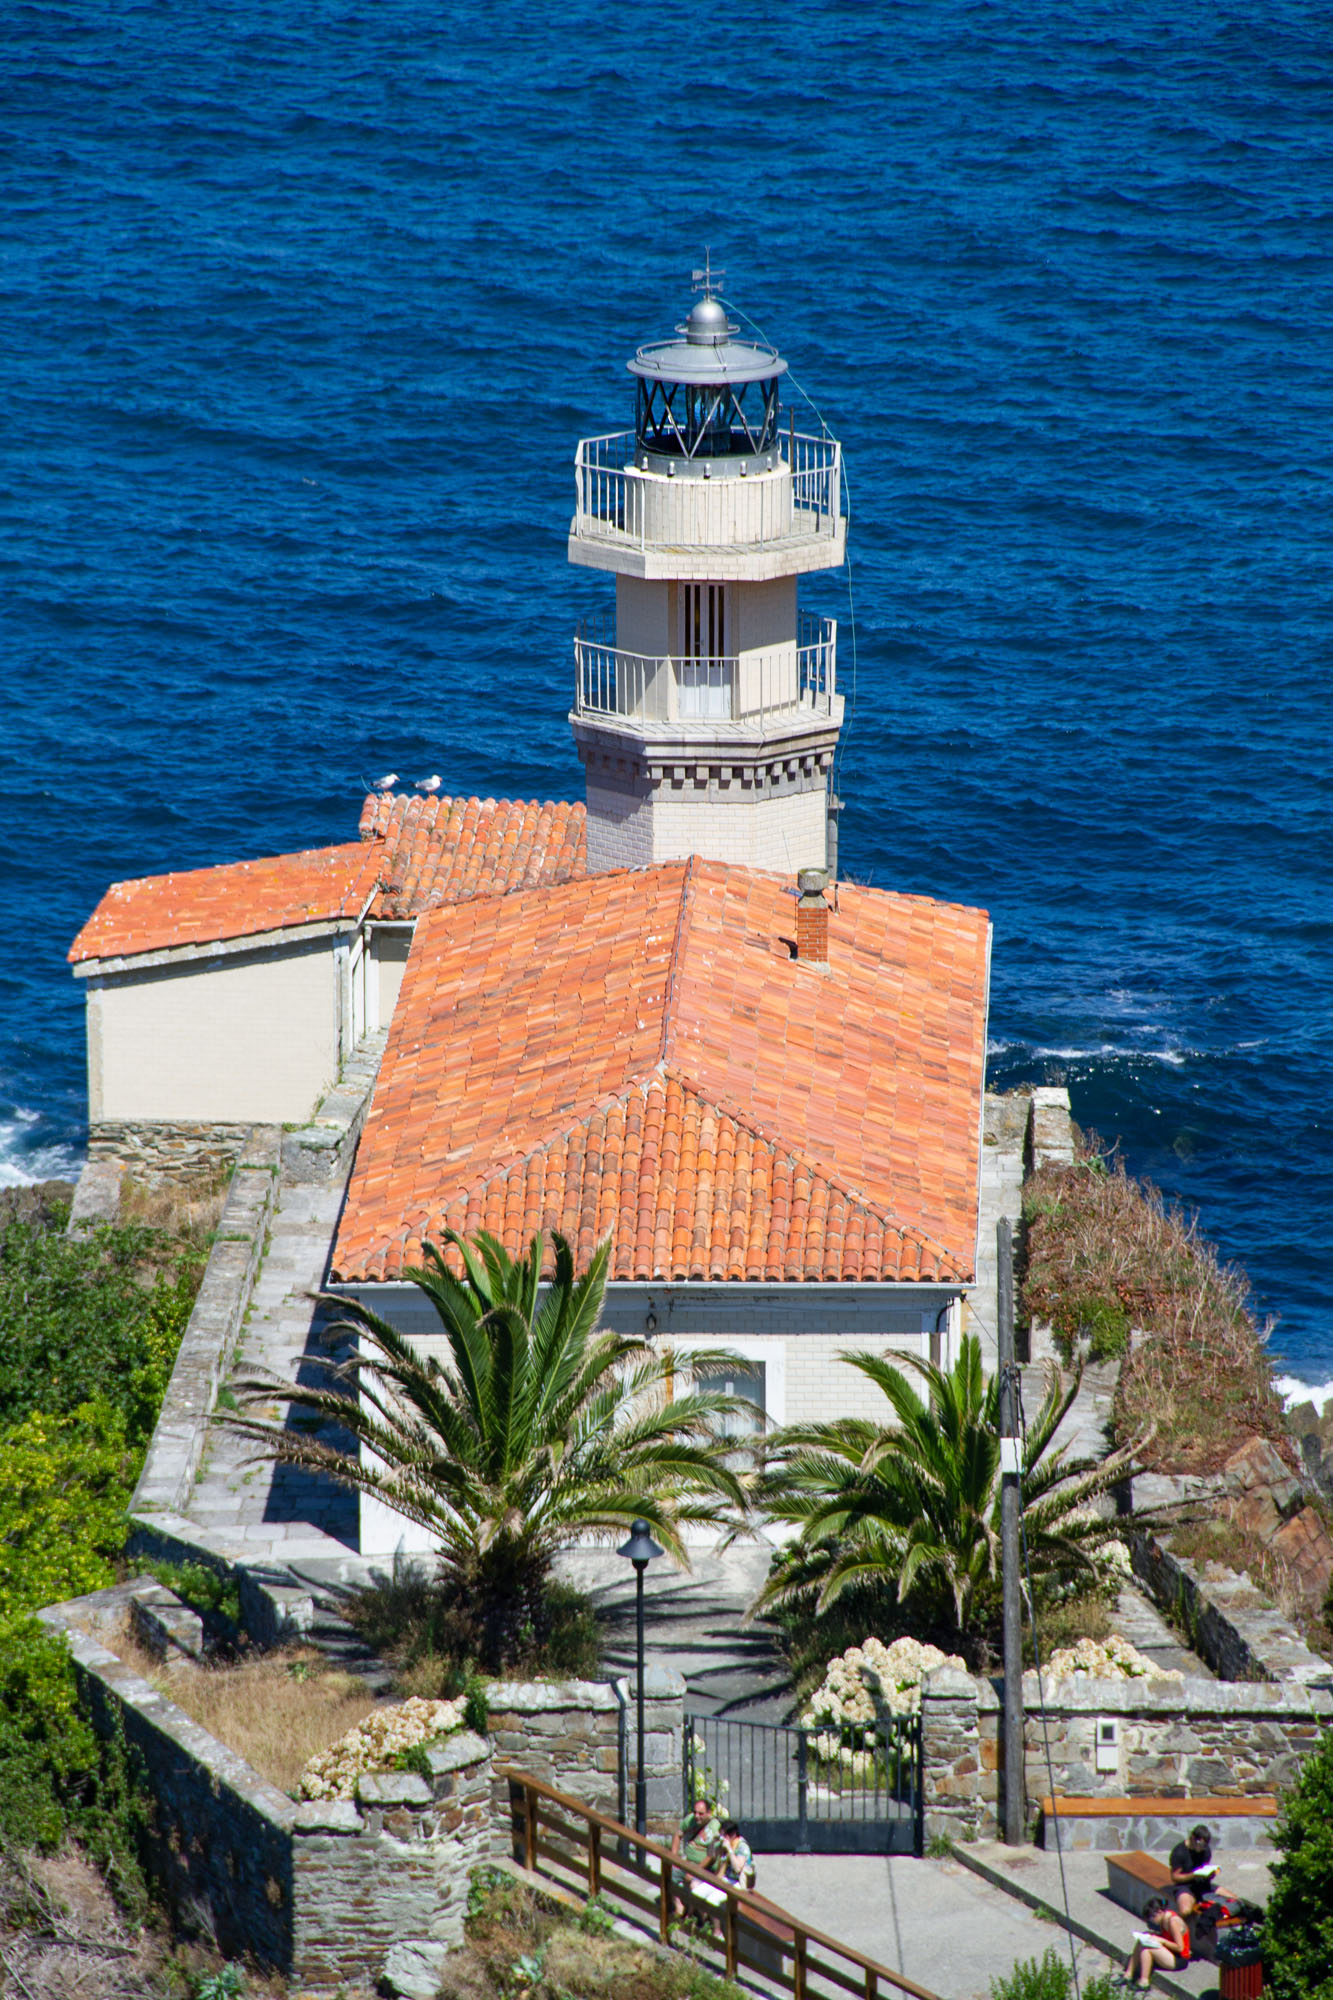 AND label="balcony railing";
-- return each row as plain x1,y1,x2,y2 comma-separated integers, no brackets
573,616,837,728
572,425,842,553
